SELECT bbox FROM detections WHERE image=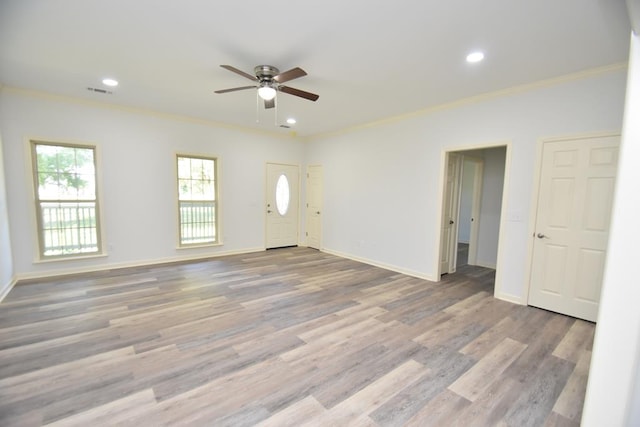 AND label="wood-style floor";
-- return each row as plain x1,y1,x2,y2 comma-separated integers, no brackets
0,247,594,426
